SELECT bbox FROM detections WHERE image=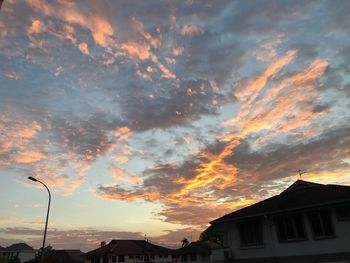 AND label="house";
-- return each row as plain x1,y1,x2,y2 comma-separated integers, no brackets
84,240,174,263
1,243,36,262
173,241,219,263
203,180,350,263
24,249,84,263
